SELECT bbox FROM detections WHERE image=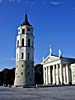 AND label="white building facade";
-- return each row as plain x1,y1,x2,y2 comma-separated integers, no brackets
42,49,75,85
14,14,34,87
